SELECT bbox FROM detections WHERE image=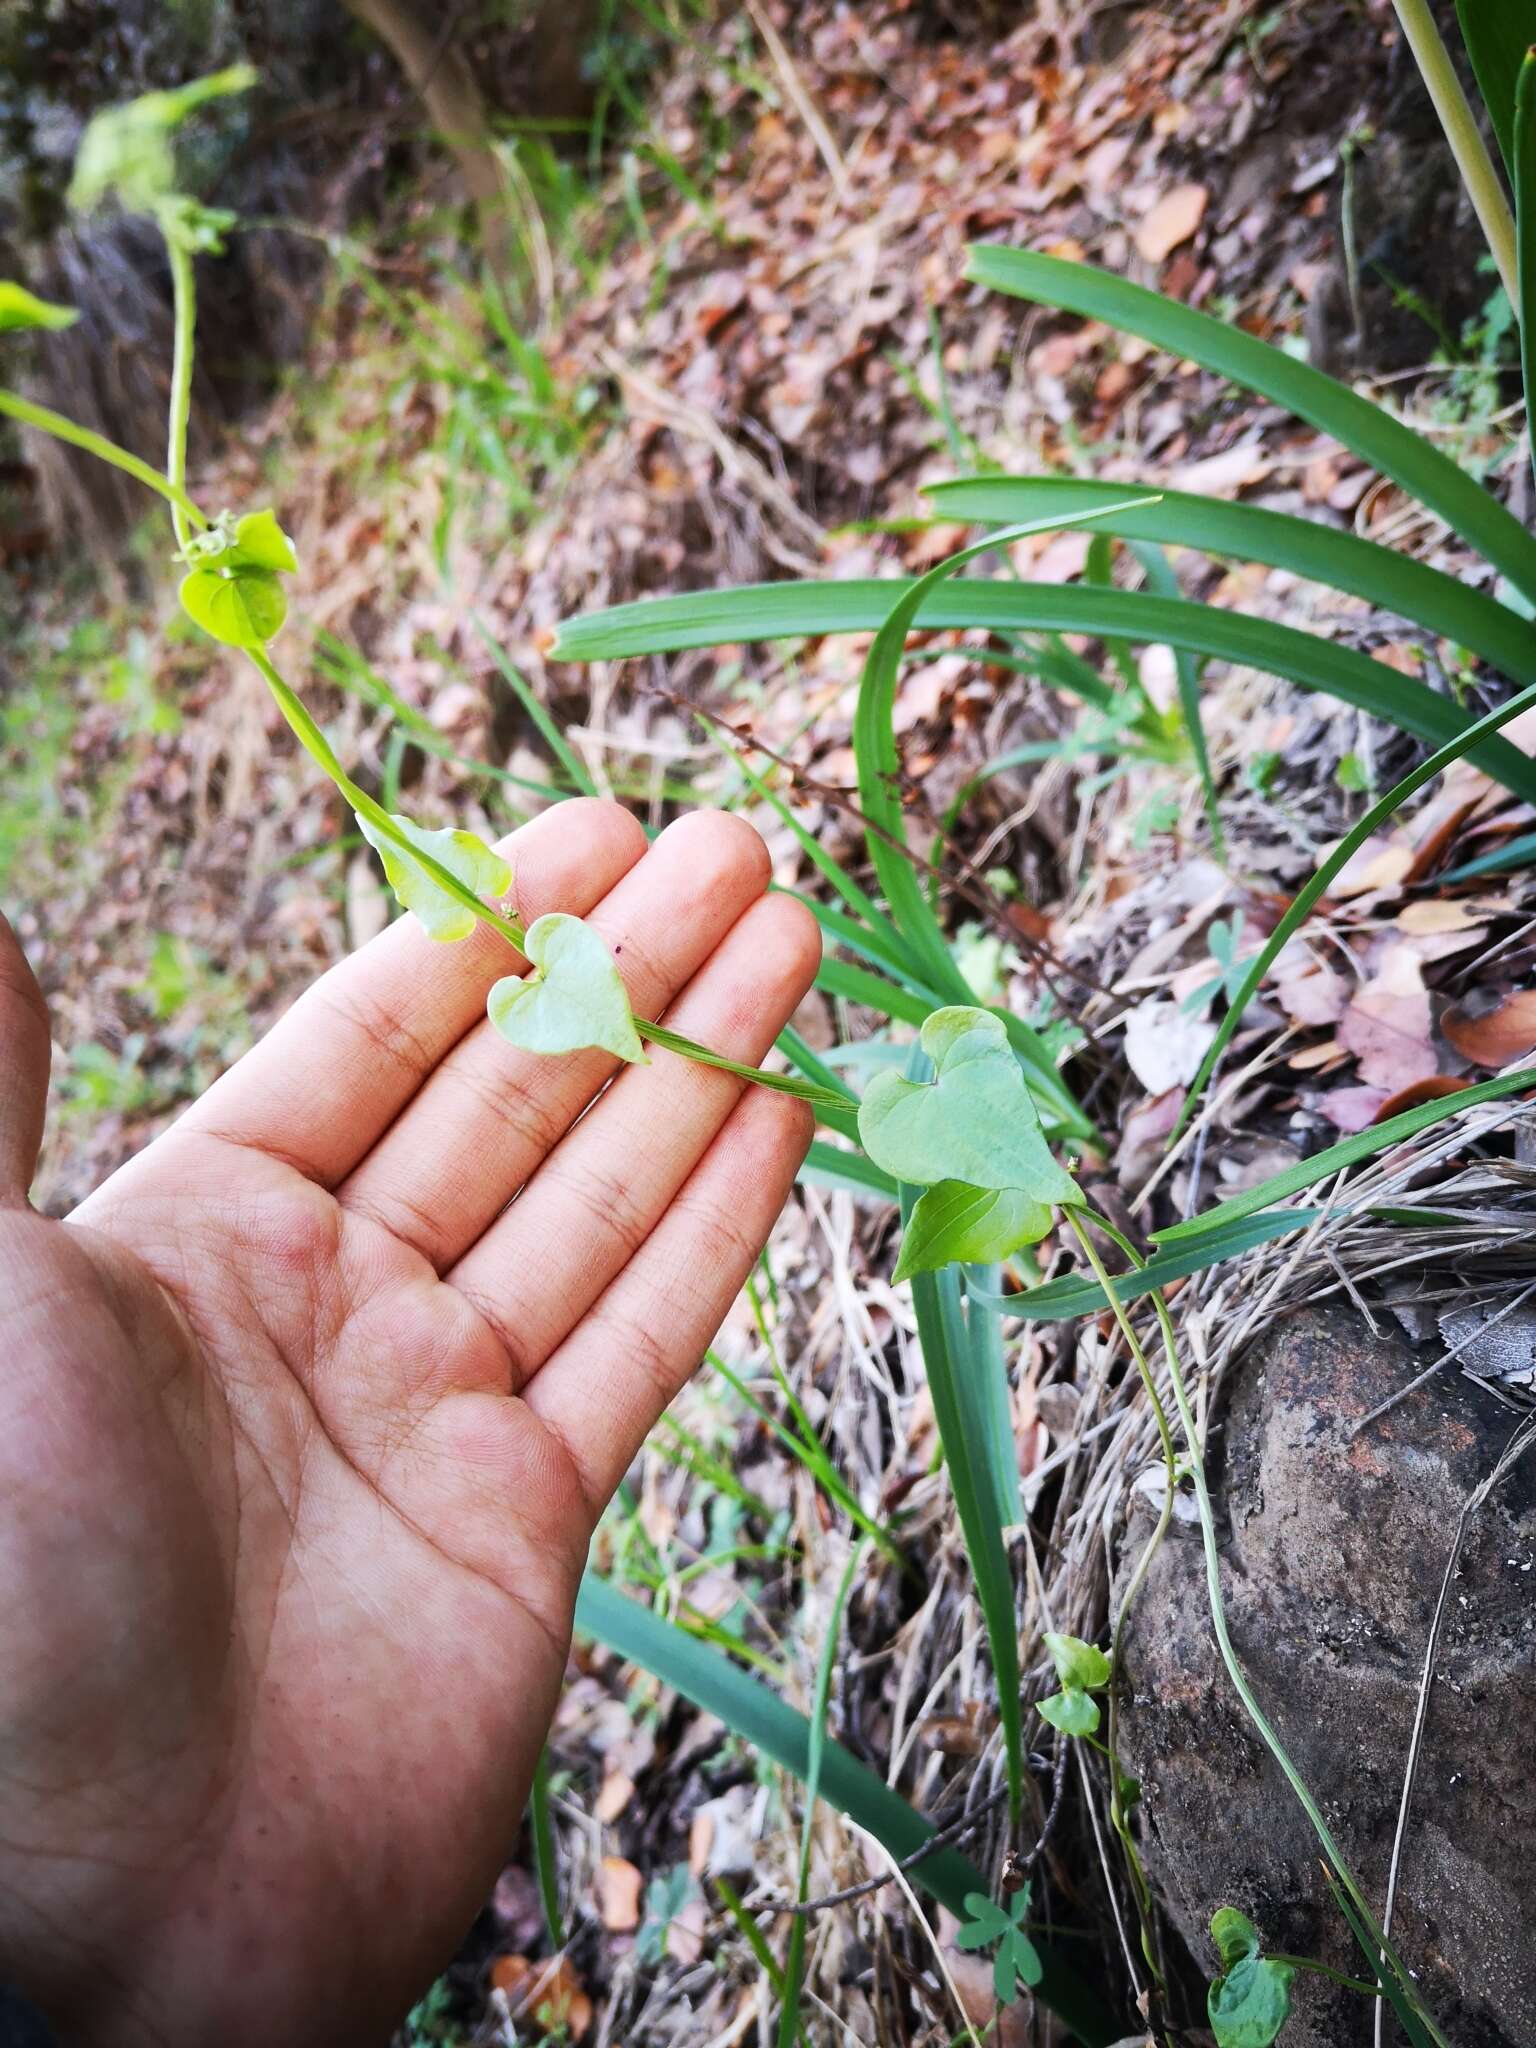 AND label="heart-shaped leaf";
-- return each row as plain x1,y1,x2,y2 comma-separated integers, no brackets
893,1179,1054,1282
69,65,256,215
179,564,286,648
1037,1687,1099,1737
0,282,79,334
355,810,511,942
488,912,644,1064
858,1007,1080,1201
1044,1631,1111,1692
1208,1954,1295,2048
